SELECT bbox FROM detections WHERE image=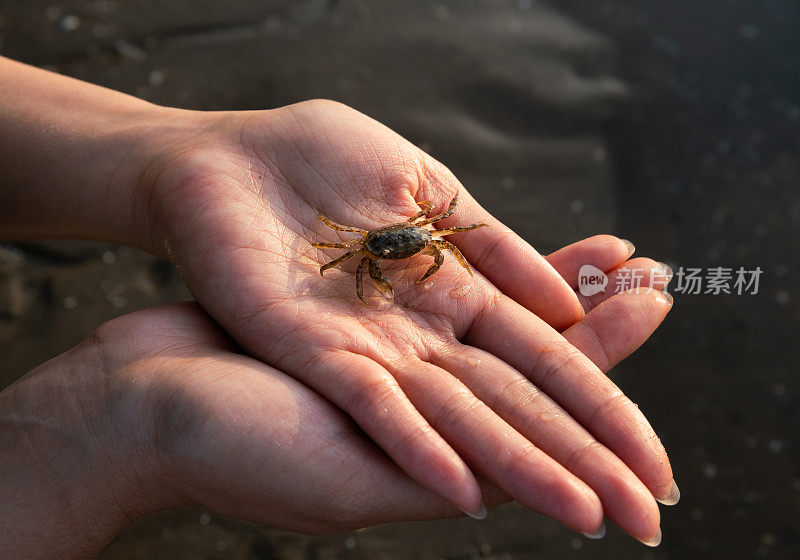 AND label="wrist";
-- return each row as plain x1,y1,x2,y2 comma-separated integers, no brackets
112,103,206,255
0,57,192,253
0,338,175,558
128,106,265,260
